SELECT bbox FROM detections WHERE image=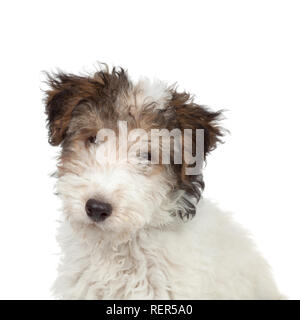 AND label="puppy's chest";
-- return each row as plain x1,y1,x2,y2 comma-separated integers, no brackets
76,242,173,299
